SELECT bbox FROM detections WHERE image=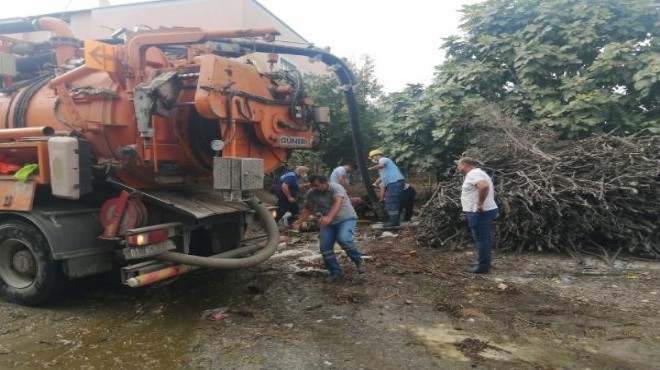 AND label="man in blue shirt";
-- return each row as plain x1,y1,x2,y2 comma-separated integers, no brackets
274,166,309,225
329,164,354,190
368,149,405,226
